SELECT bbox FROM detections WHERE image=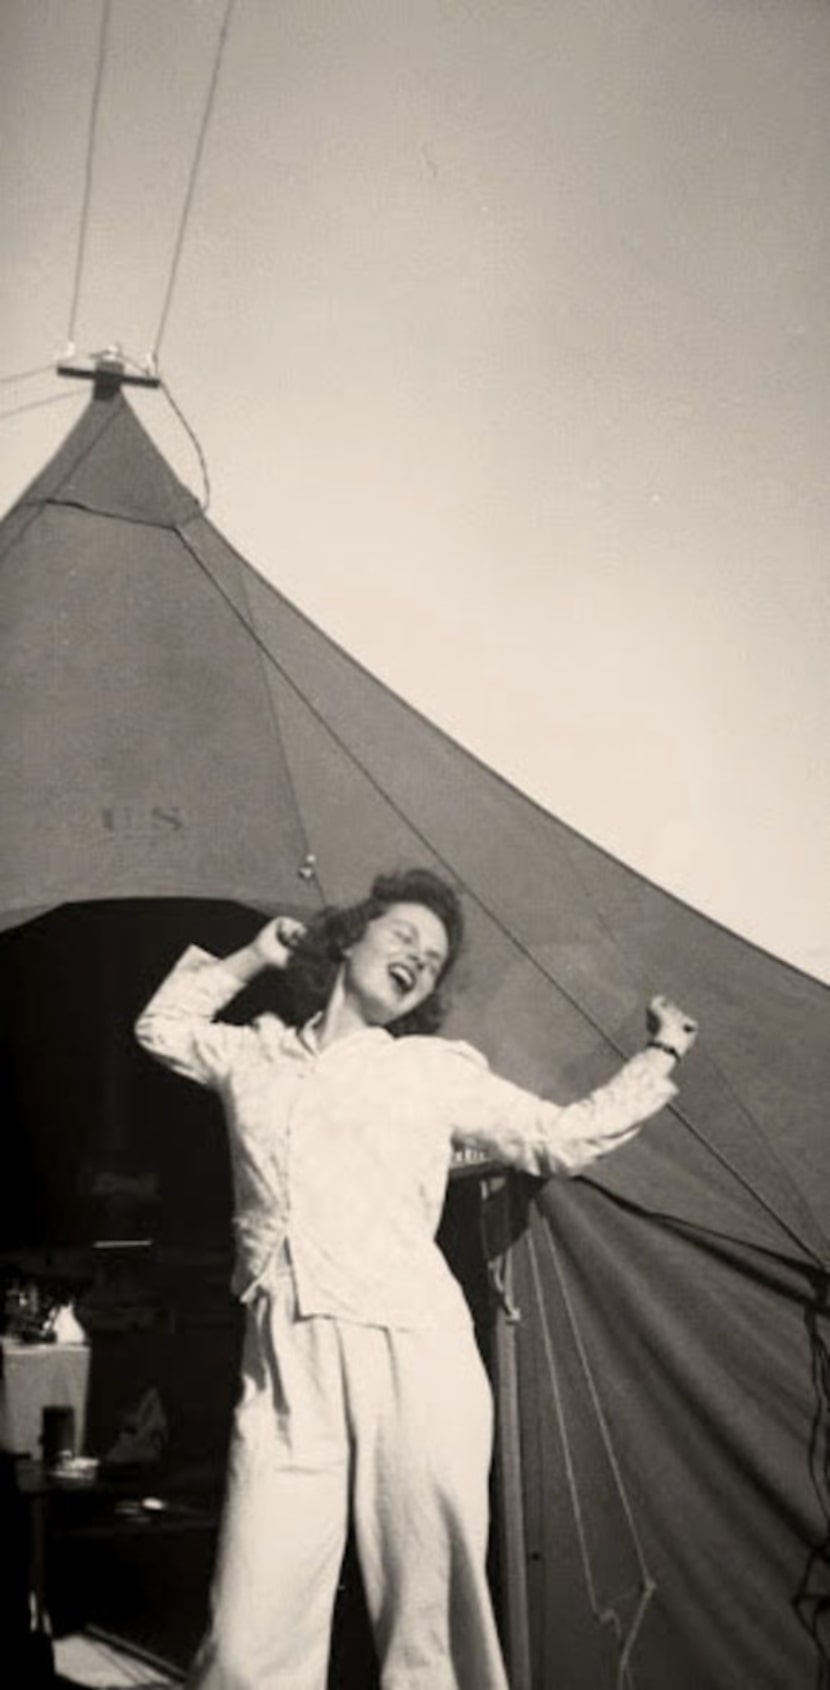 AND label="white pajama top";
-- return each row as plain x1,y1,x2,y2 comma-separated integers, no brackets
135,947,676,1330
